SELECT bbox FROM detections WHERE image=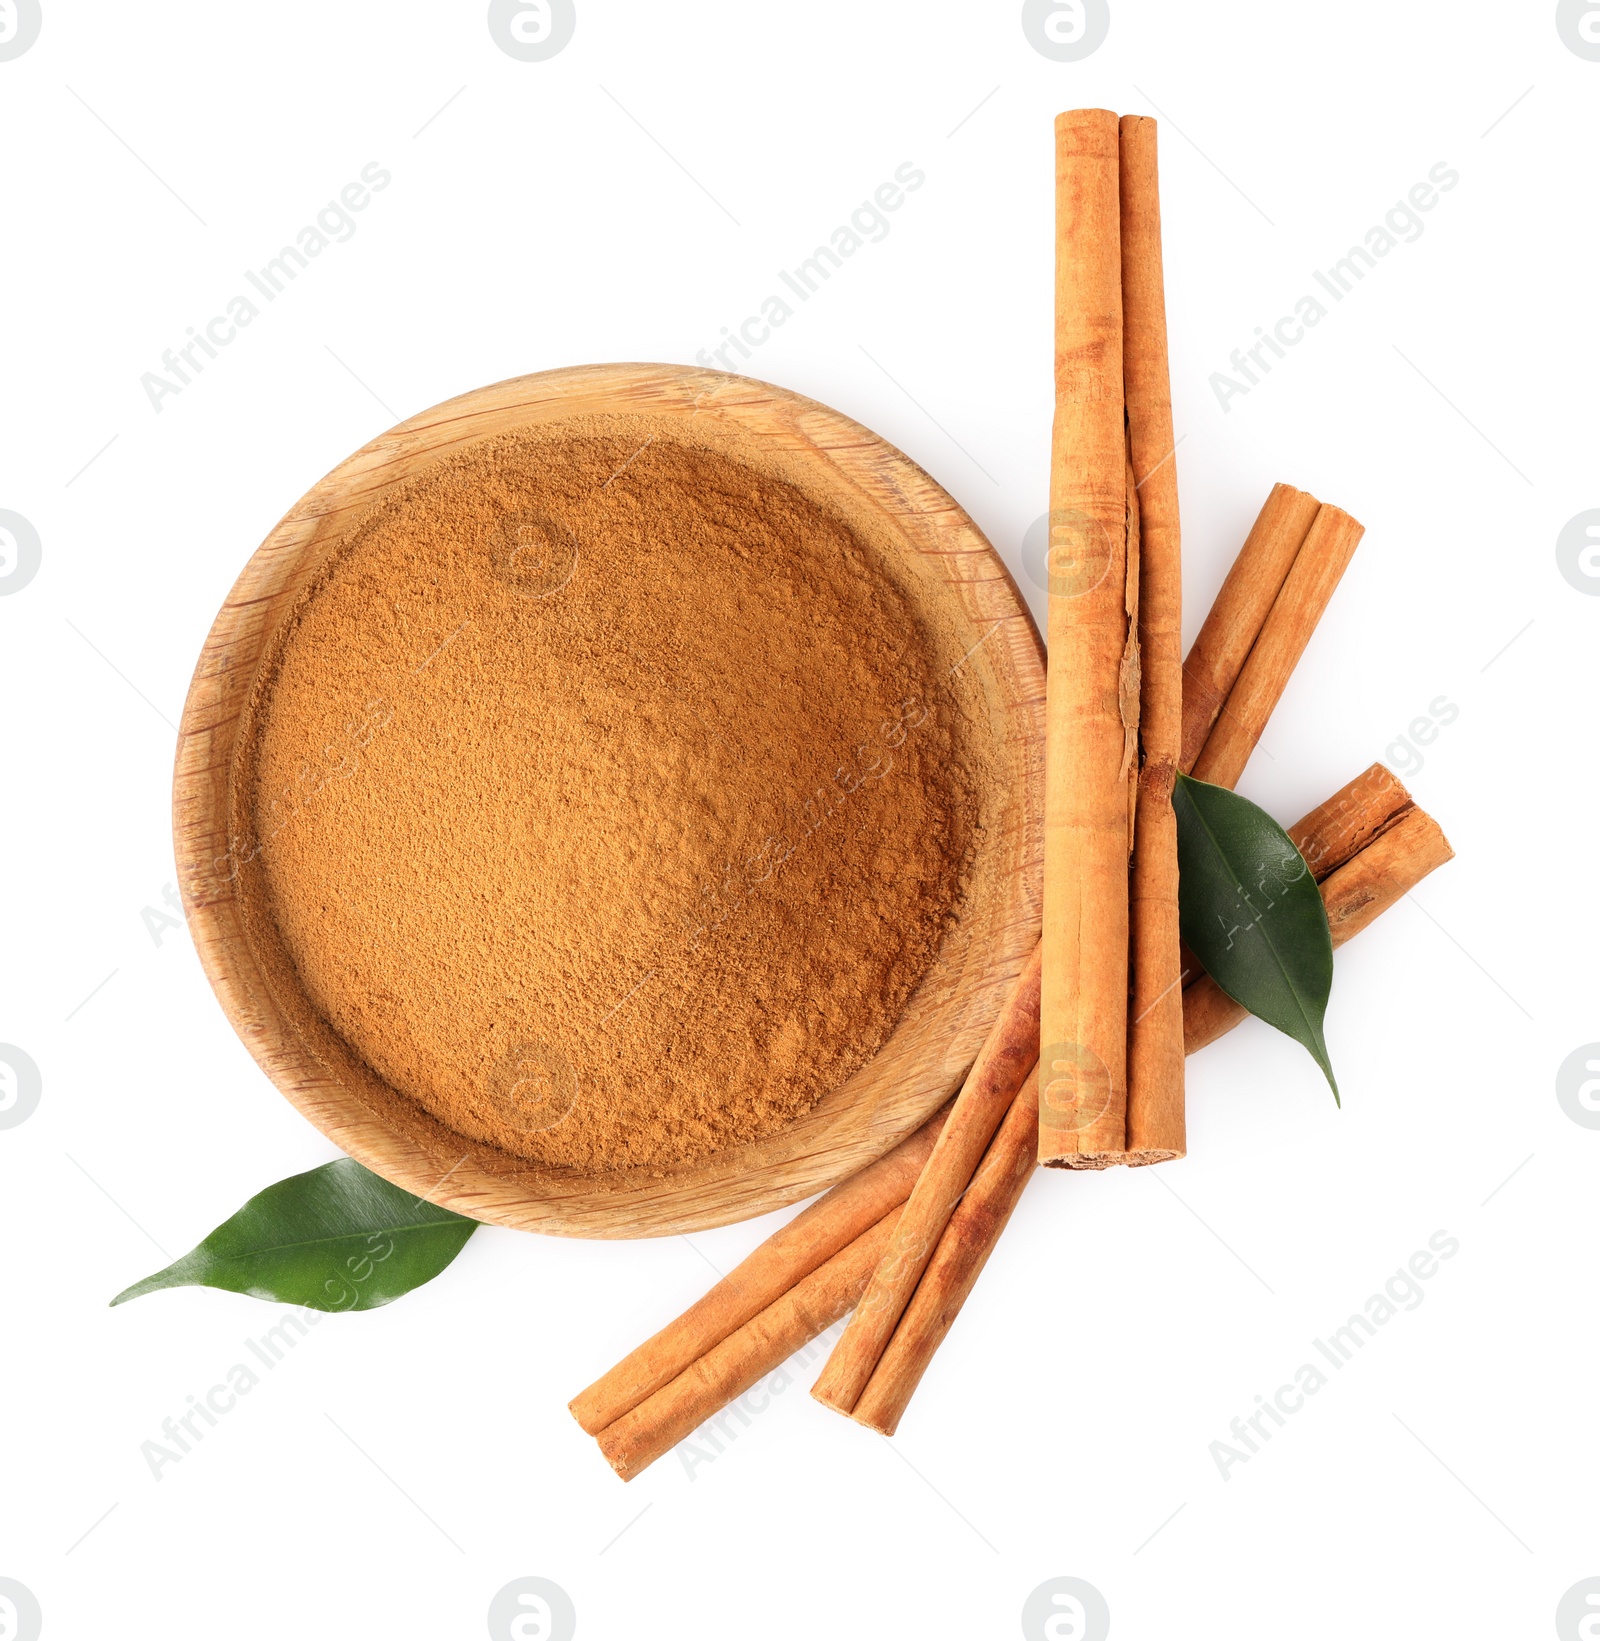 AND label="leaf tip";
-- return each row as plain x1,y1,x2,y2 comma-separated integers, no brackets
109,1269,175,1308
1319,1057,1341,1107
